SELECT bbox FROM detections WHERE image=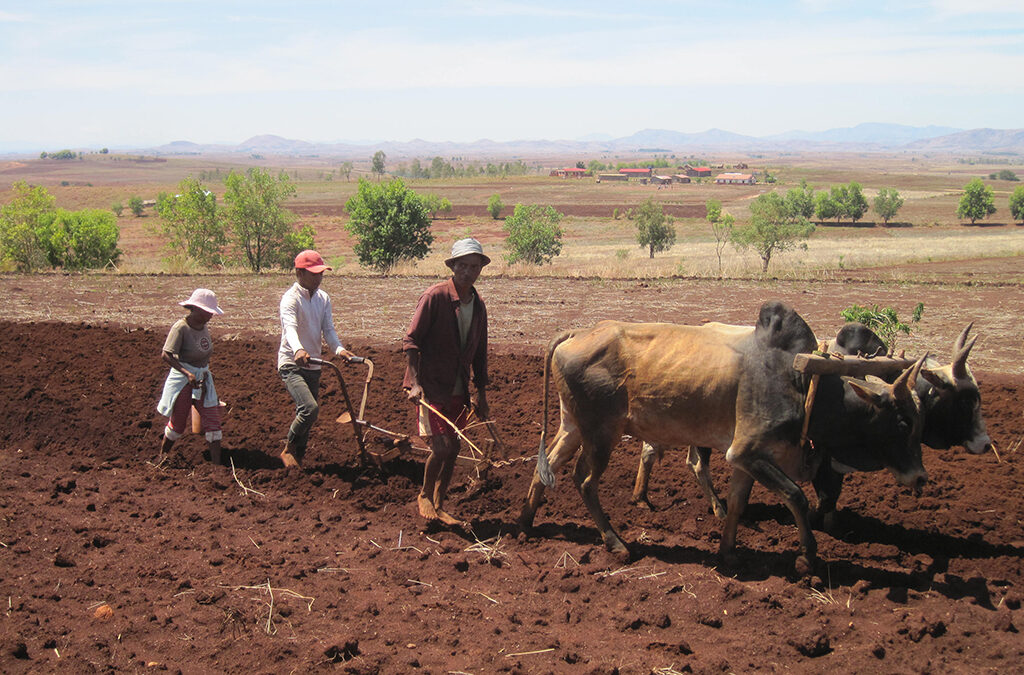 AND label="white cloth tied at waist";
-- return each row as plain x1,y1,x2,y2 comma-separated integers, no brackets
157,363,218,416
